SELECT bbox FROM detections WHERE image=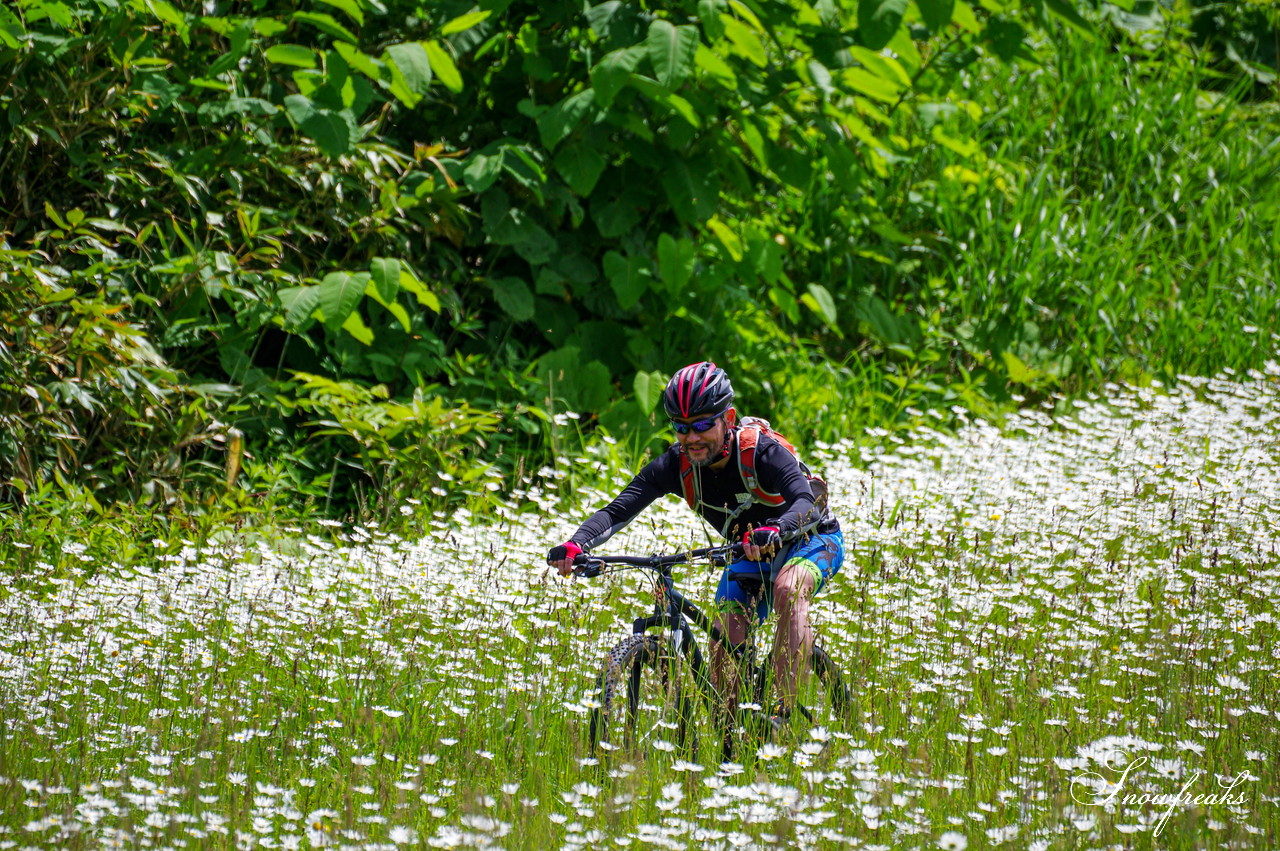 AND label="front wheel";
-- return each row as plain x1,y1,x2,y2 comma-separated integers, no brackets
587,633,711,757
